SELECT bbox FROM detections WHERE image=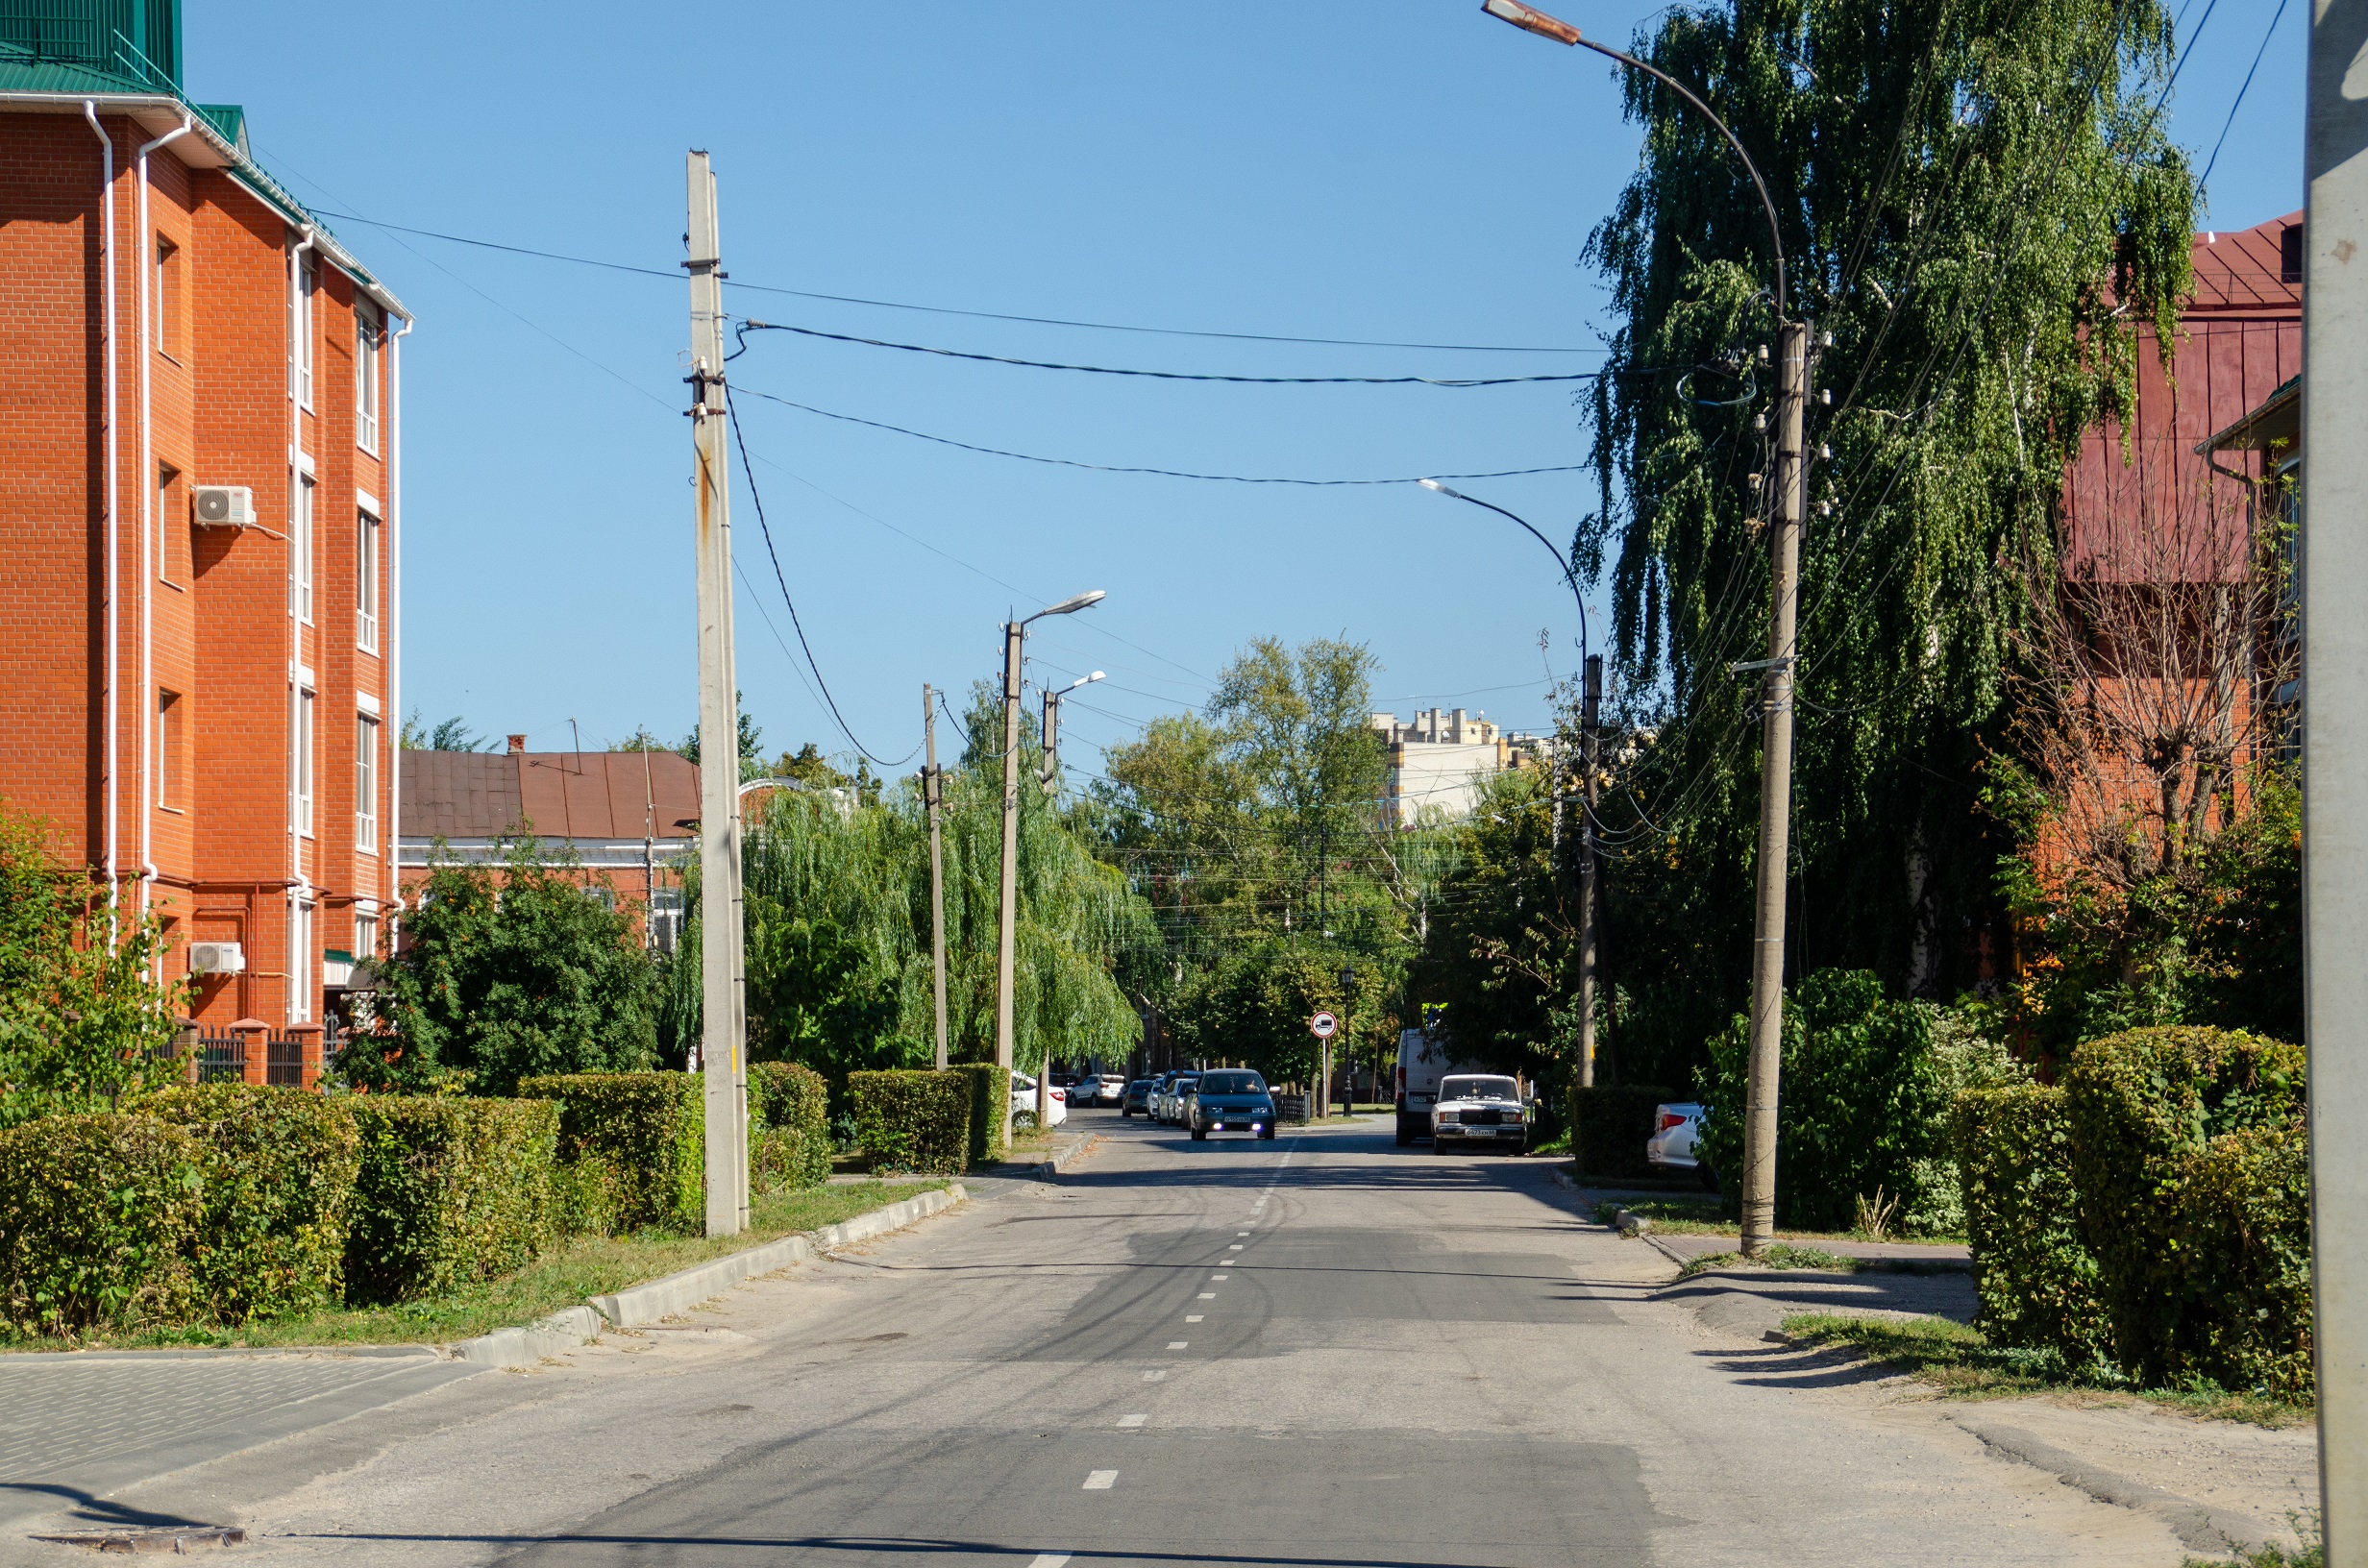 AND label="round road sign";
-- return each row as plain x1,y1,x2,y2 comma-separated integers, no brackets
1310,1011,1338,1039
